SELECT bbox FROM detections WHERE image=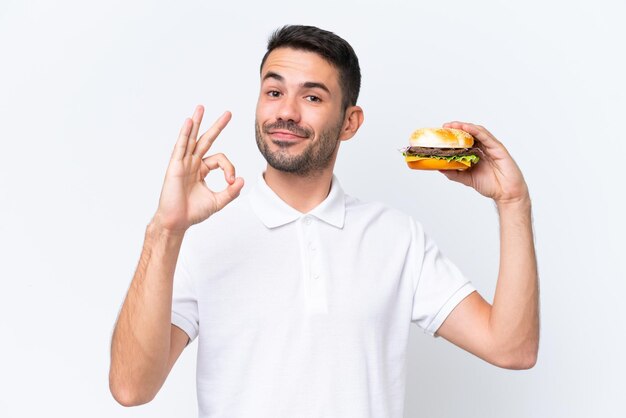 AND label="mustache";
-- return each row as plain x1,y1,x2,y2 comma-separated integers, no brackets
262,120,312,138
